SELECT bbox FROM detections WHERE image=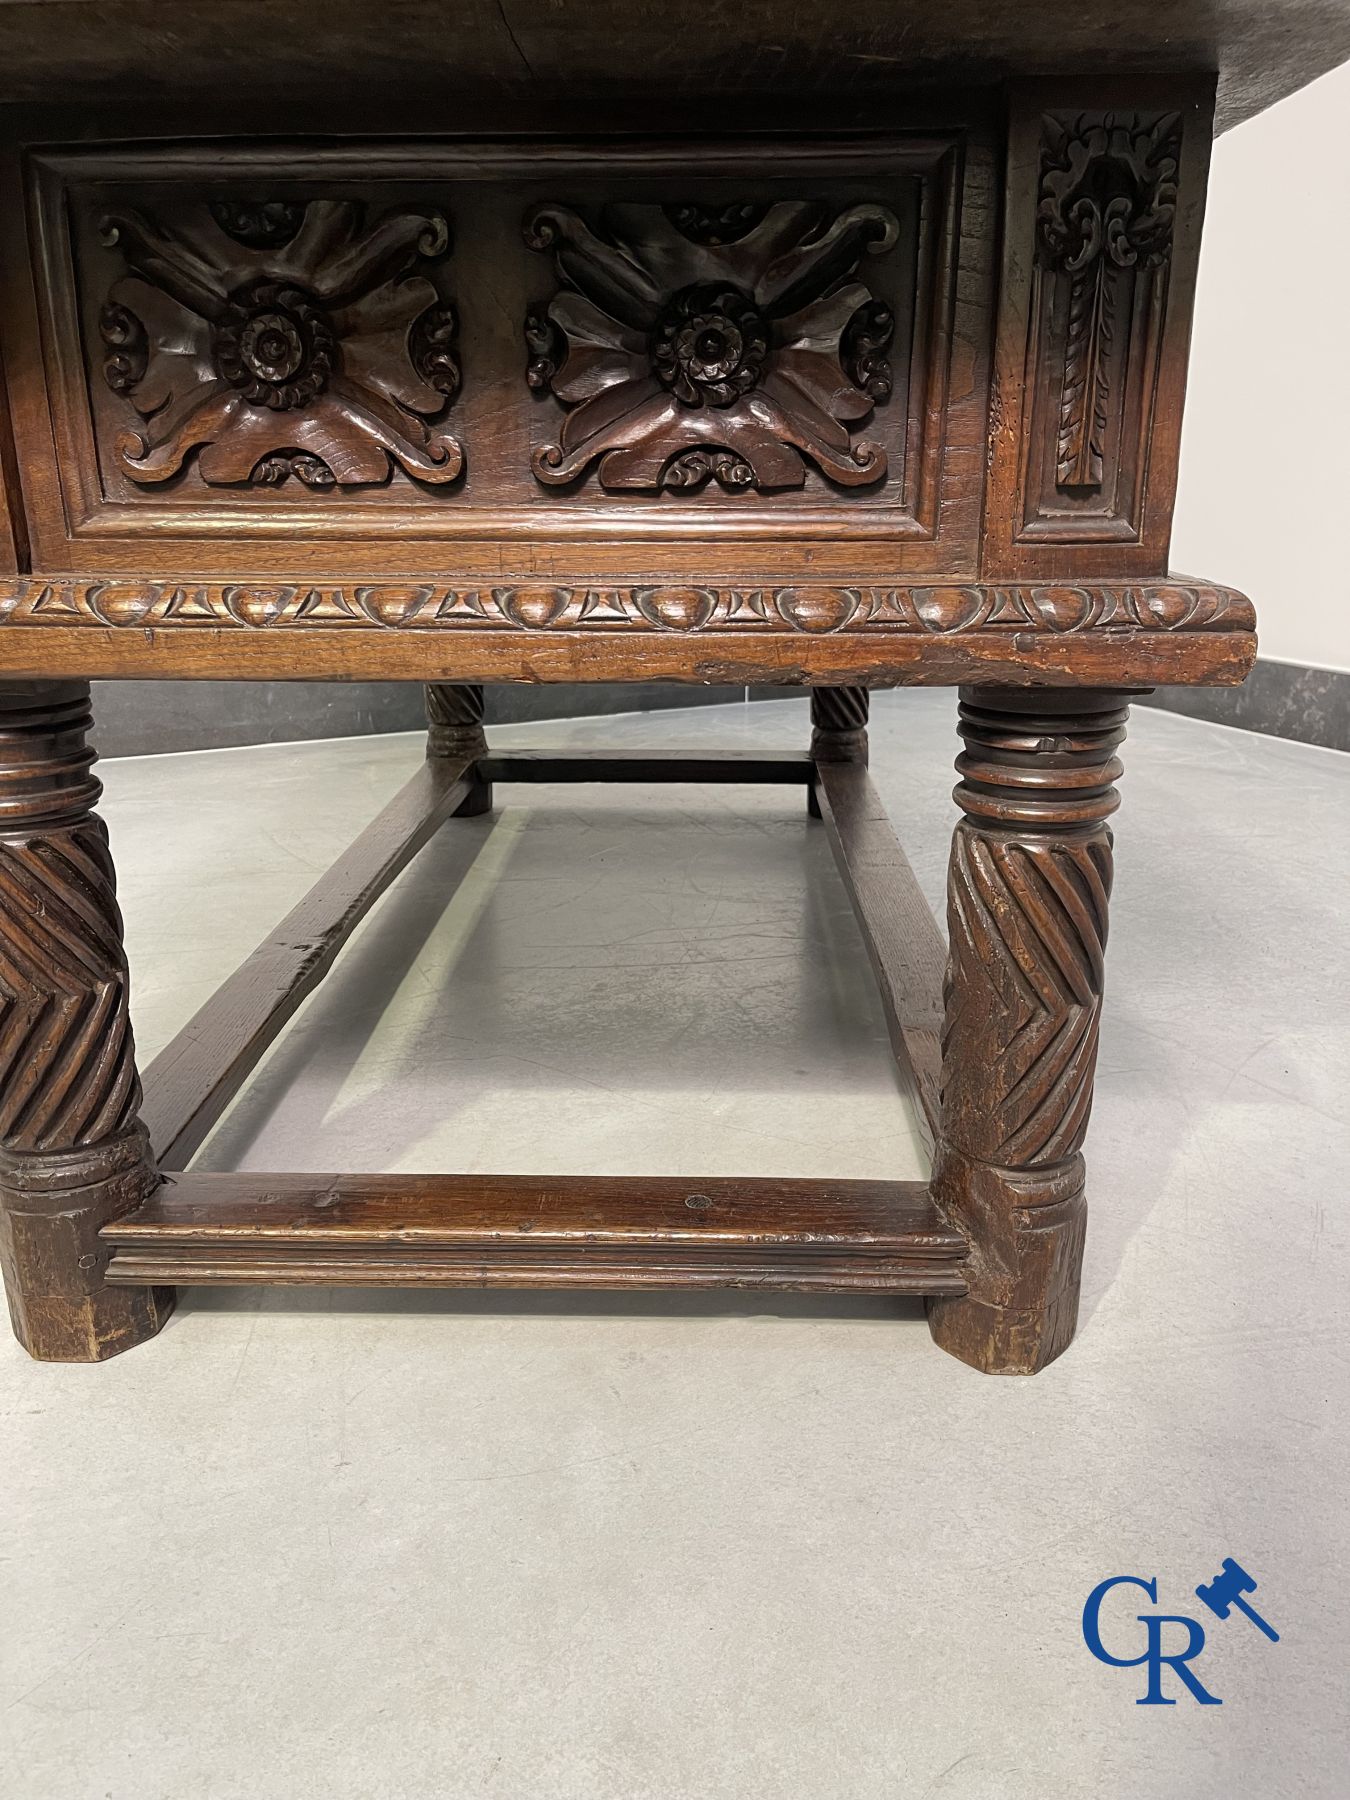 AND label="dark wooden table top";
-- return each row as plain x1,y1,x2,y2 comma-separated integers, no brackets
0,0,1345,132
